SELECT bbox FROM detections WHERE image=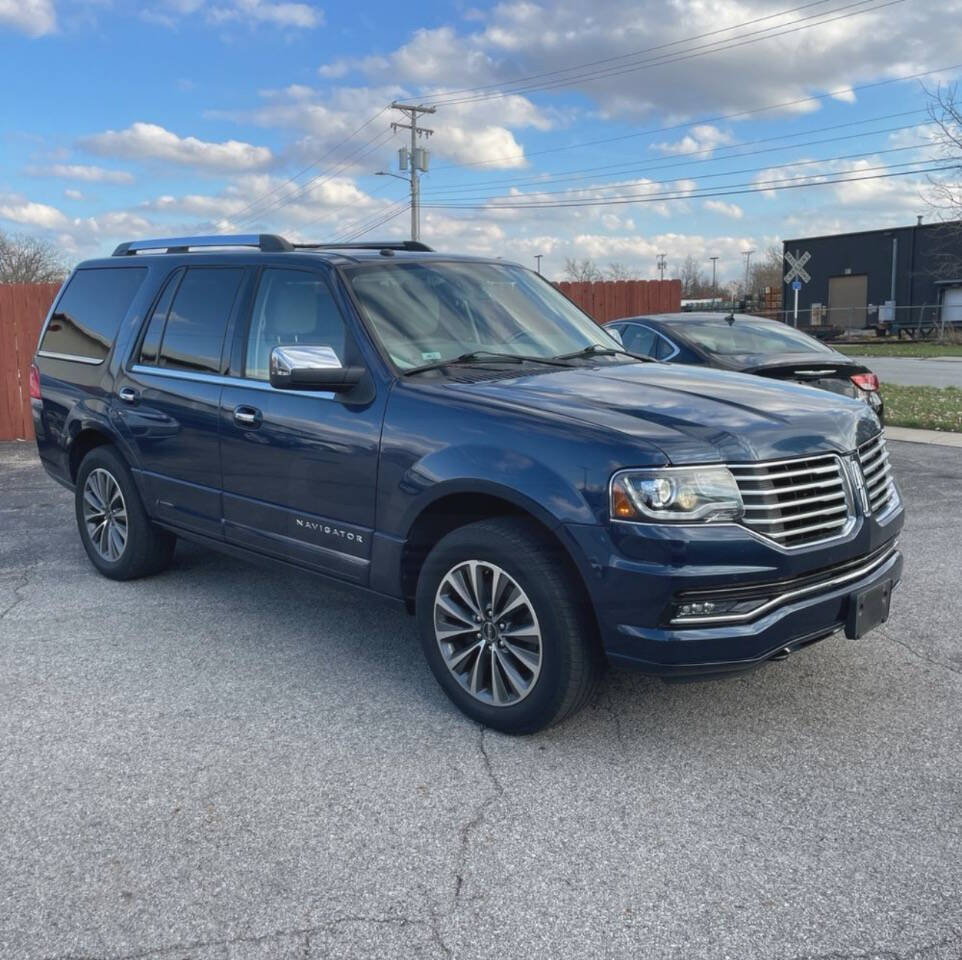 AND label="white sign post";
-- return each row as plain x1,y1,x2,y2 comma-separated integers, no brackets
784,250,811,326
